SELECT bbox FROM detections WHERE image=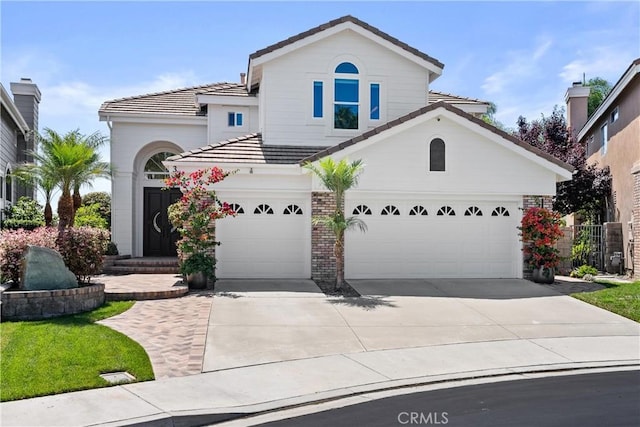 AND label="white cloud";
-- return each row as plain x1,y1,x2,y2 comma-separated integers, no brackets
481,37,553,96
559,47,634,84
